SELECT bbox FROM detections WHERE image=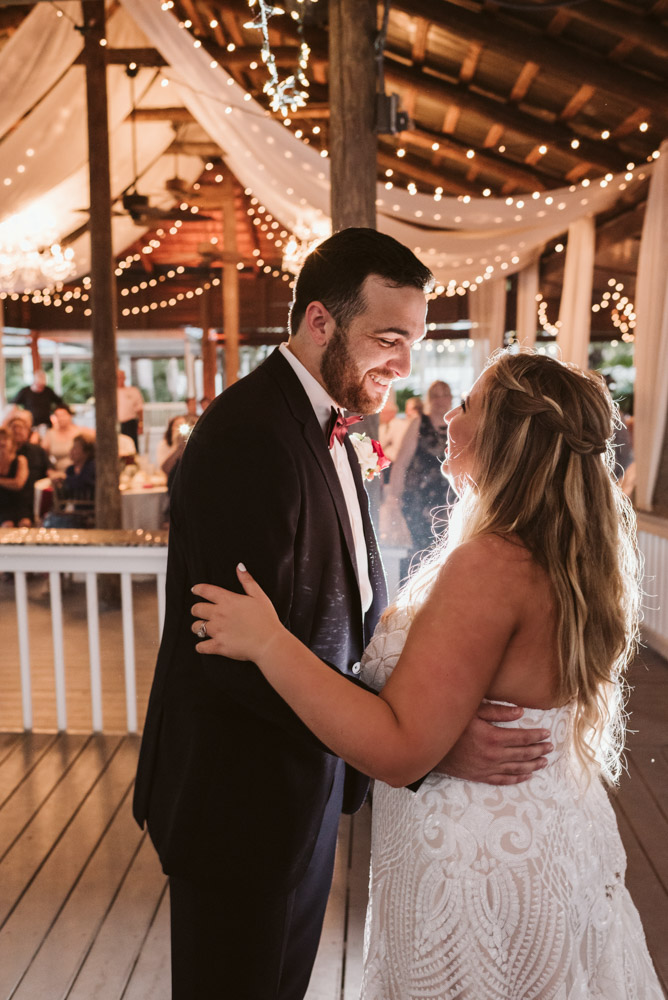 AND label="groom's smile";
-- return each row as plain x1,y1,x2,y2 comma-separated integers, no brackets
320,275,427,415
